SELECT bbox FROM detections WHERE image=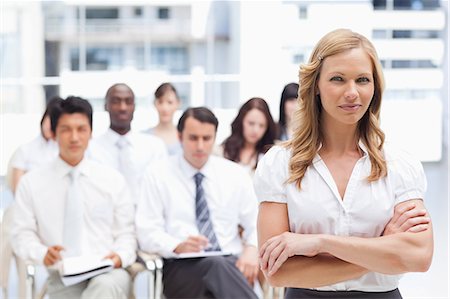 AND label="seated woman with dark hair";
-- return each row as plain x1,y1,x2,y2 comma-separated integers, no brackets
277,82,299,141
144,82,182,155
218,97,277,176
